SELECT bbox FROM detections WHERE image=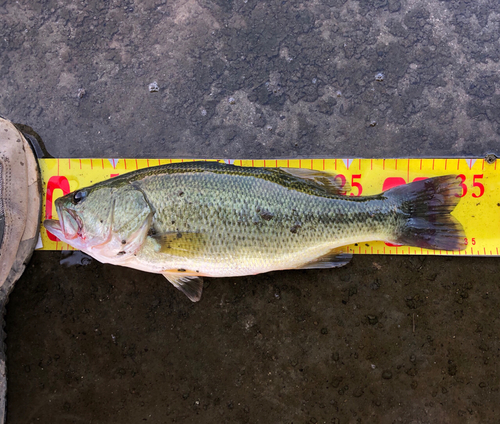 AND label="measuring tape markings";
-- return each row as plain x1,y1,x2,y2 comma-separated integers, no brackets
38,158,499,256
